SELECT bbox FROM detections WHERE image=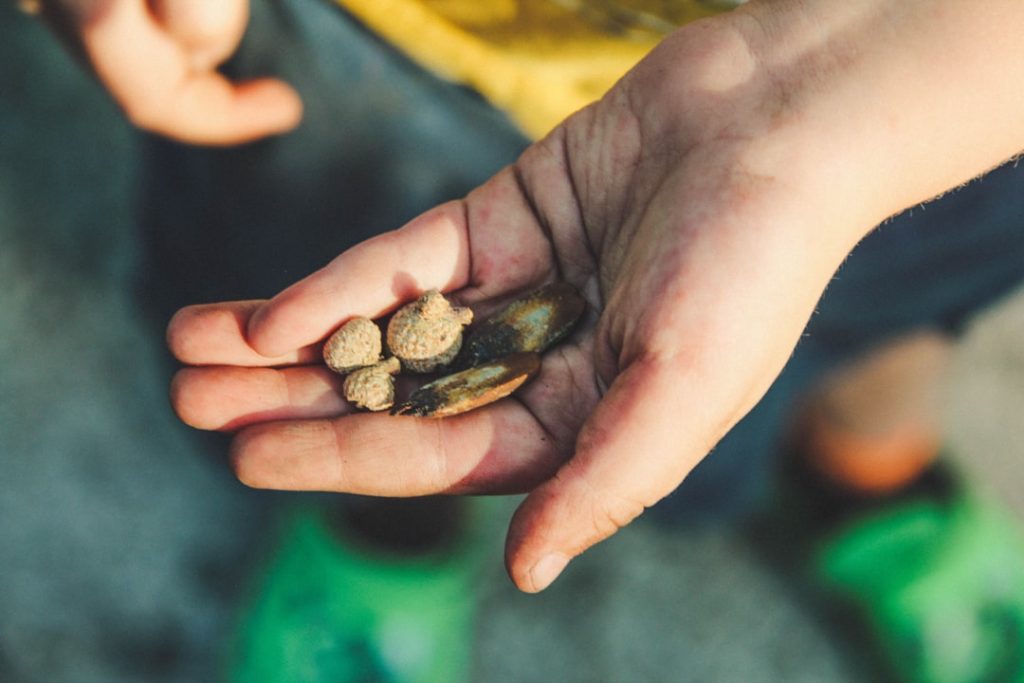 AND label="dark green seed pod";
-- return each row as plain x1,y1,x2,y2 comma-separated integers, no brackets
455,282,586,370
392,352,540,418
